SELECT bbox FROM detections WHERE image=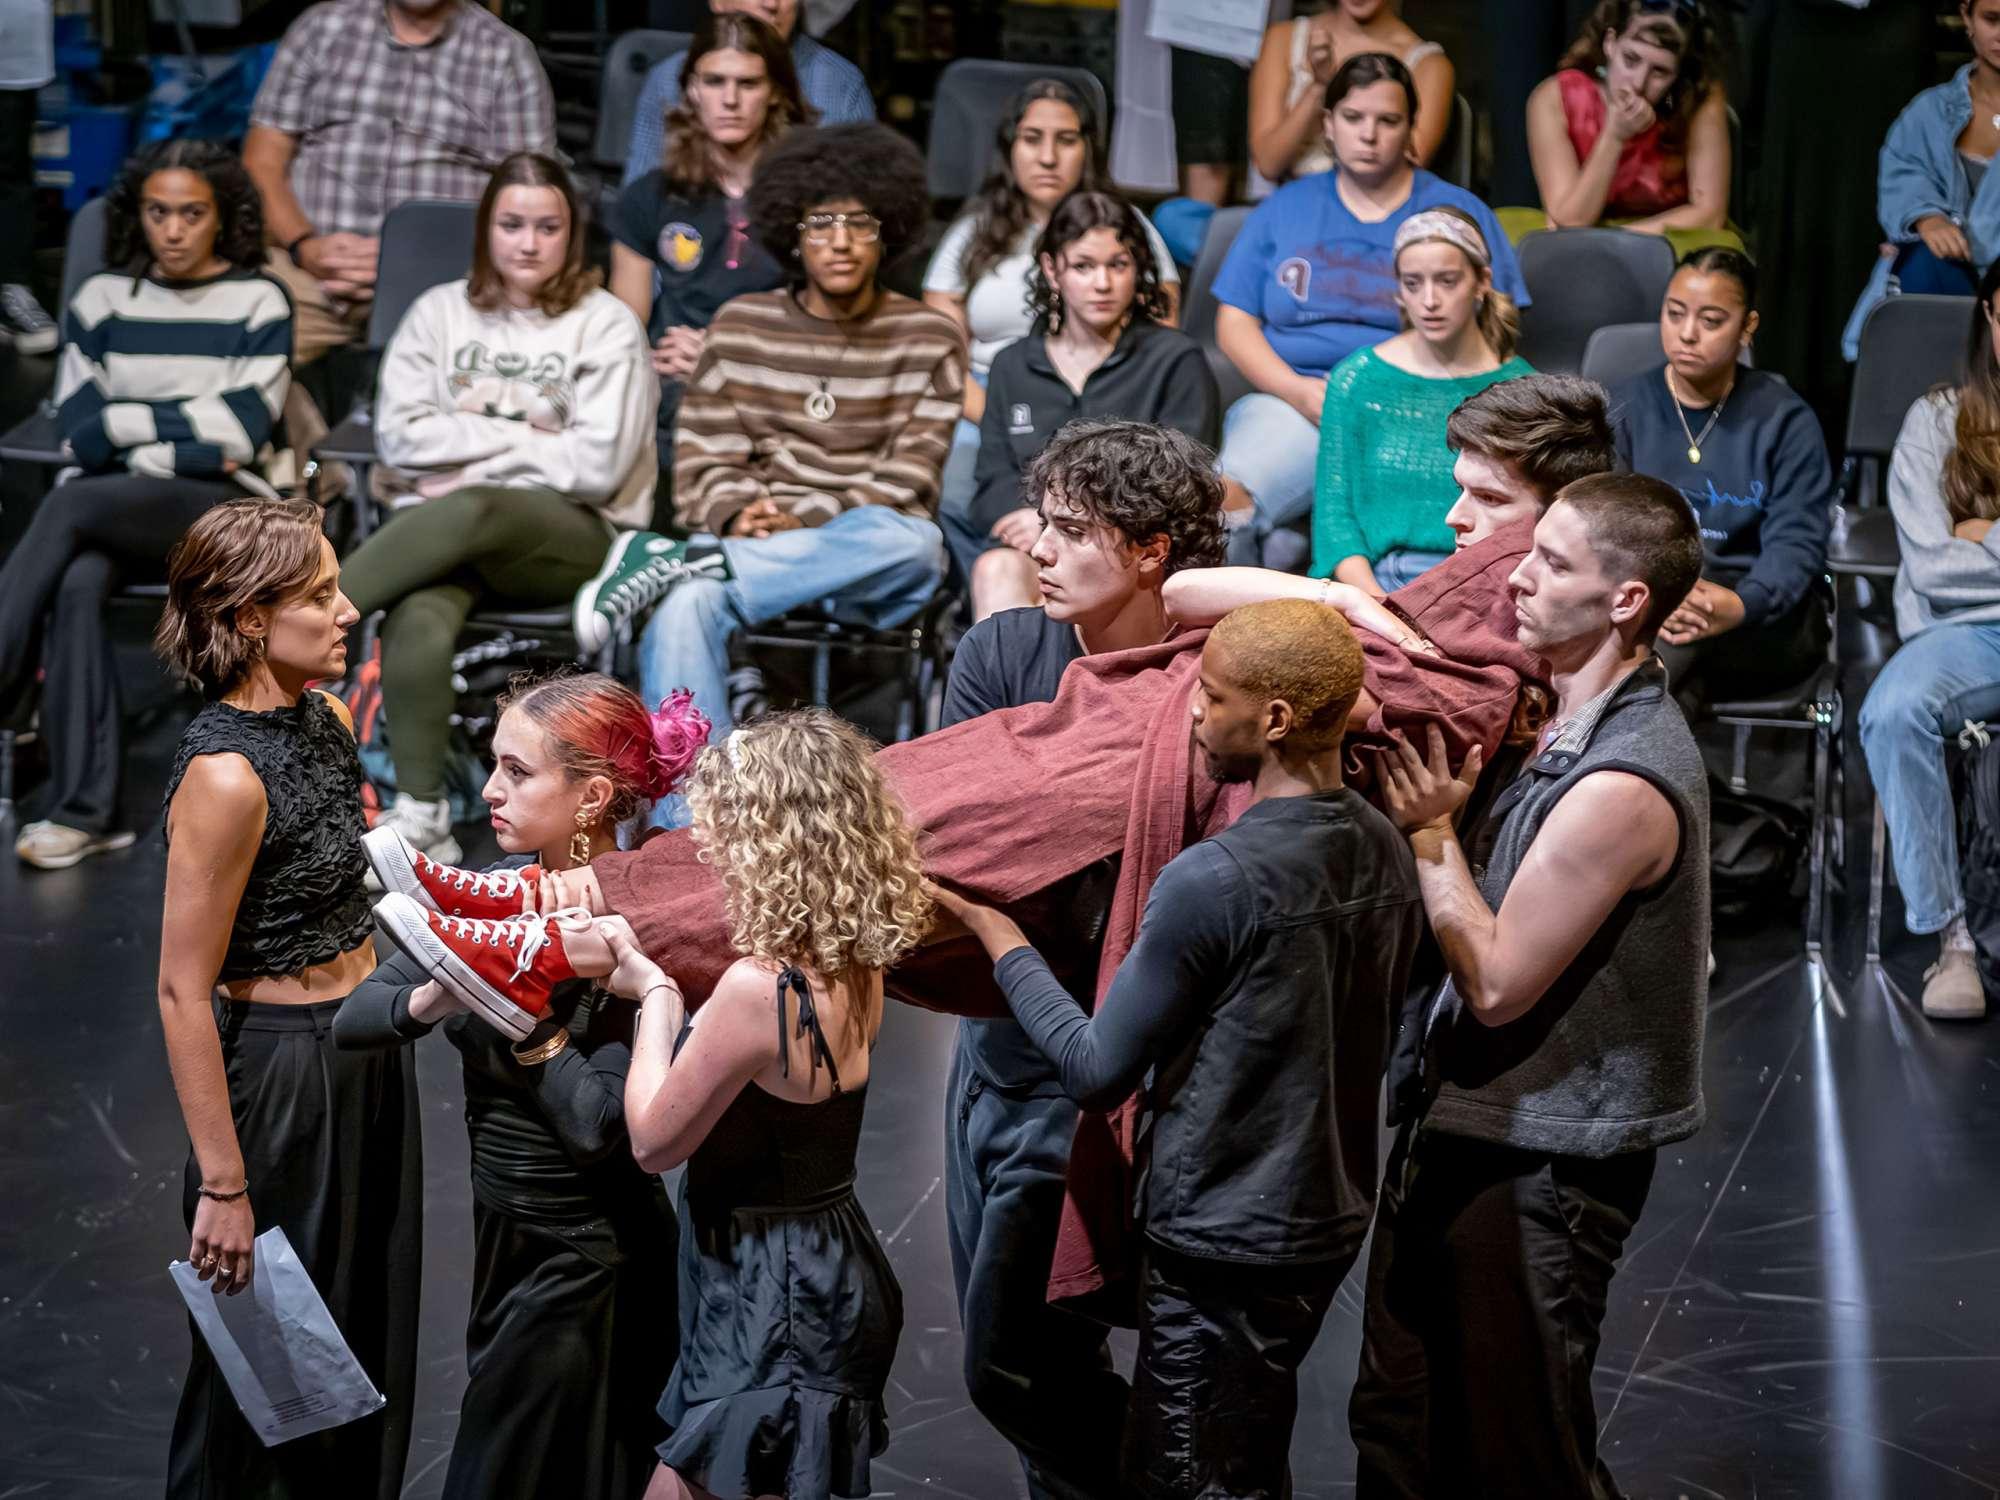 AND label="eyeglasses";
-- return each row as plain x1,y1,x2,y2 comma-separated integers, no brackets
798,212,882,245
